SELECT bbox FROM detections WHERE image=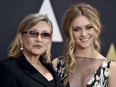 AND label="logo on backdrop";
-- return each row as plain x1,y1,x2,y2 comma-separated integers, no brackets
39,0,63,42
106,43,116,61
